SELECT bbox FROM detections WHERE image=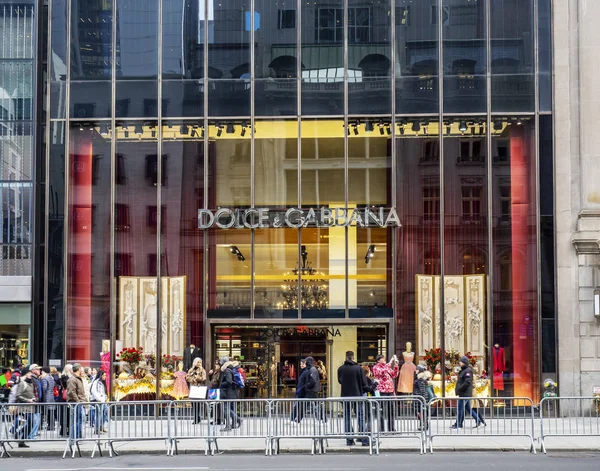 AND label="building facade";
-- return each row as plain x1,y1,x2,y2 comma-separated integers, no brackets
12,0,600,401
